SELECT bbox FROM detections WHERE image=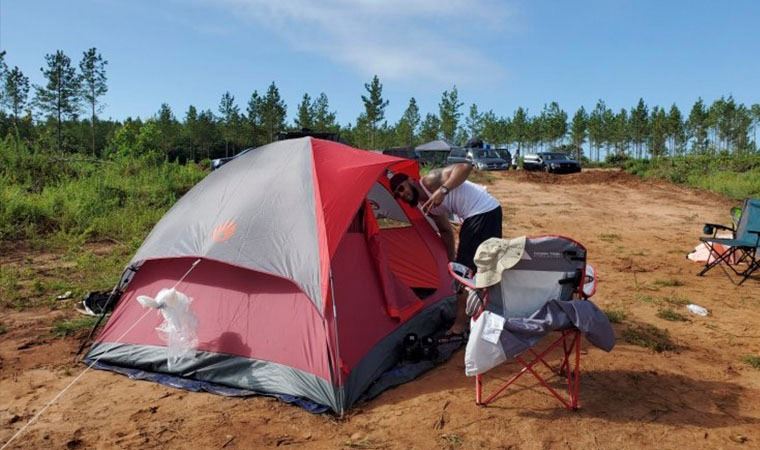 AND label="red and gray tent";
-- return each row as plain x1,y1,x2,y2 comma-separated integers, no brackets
86,137,455,414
